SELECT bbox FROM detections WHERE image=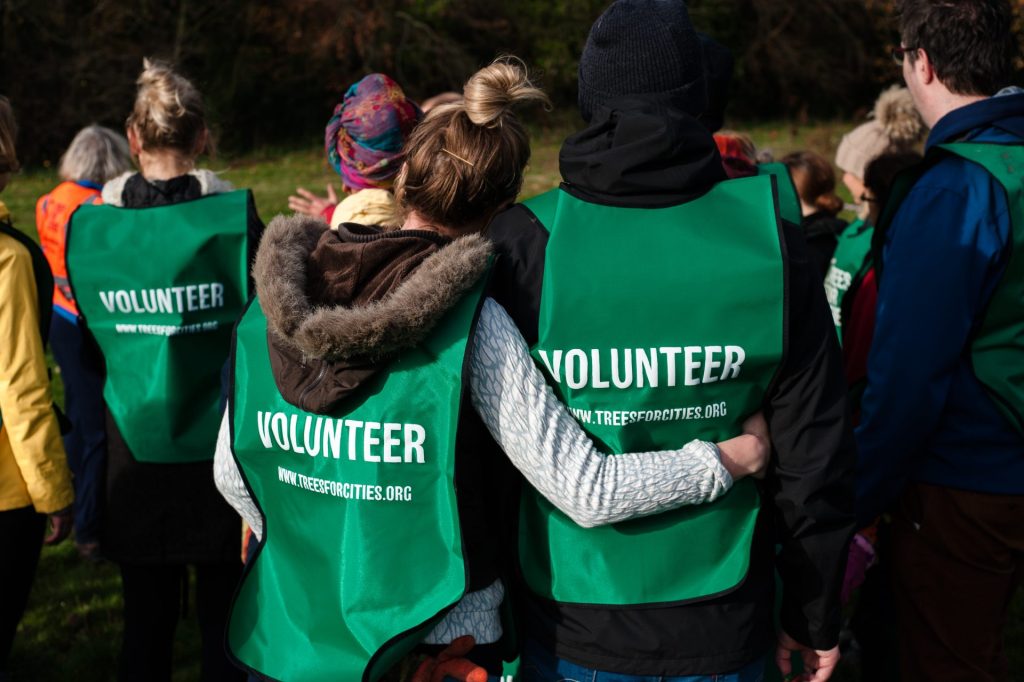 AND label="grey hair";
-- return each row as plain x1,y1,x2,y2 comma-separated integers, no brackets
59,125,133,185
